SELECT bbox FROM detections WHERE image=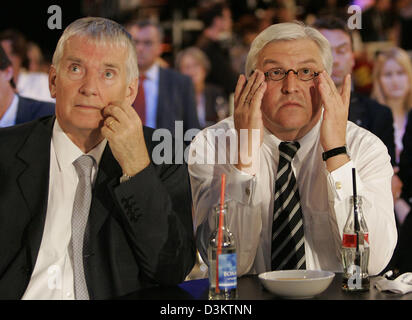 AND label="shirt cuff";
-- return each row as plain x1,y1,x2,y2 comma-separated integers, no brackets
326,160,363,202
225,164,259,206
